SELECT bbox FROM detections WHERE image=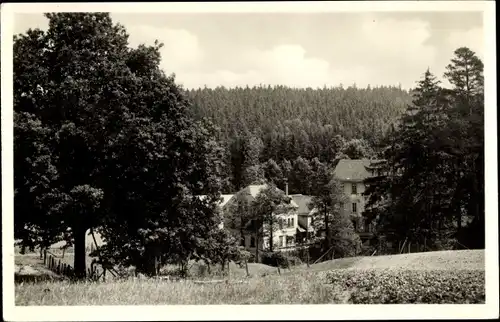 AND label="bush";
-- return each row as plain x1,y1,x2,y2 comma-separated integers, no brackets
261,252,303,268
287,256,302,266
261,251,288,268
326,269,485,304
